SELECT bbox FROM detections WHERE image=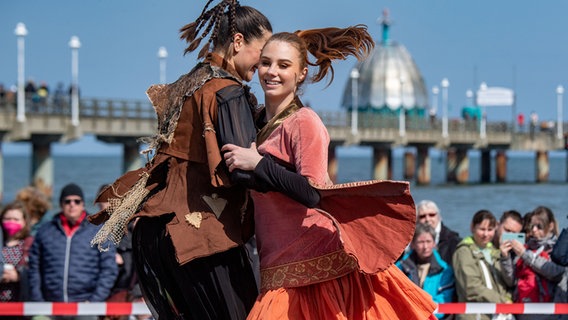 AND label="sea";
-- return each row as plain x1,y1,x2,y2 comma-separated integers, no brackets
2,148,567,238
